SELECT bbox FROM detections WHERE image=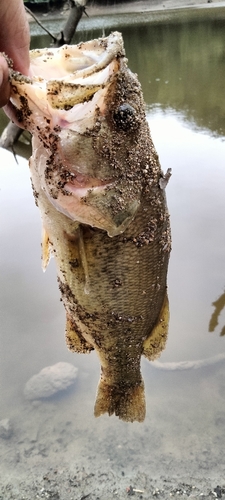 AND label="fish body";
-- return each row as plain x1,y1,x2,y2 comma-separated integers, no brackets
9,32,171,422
